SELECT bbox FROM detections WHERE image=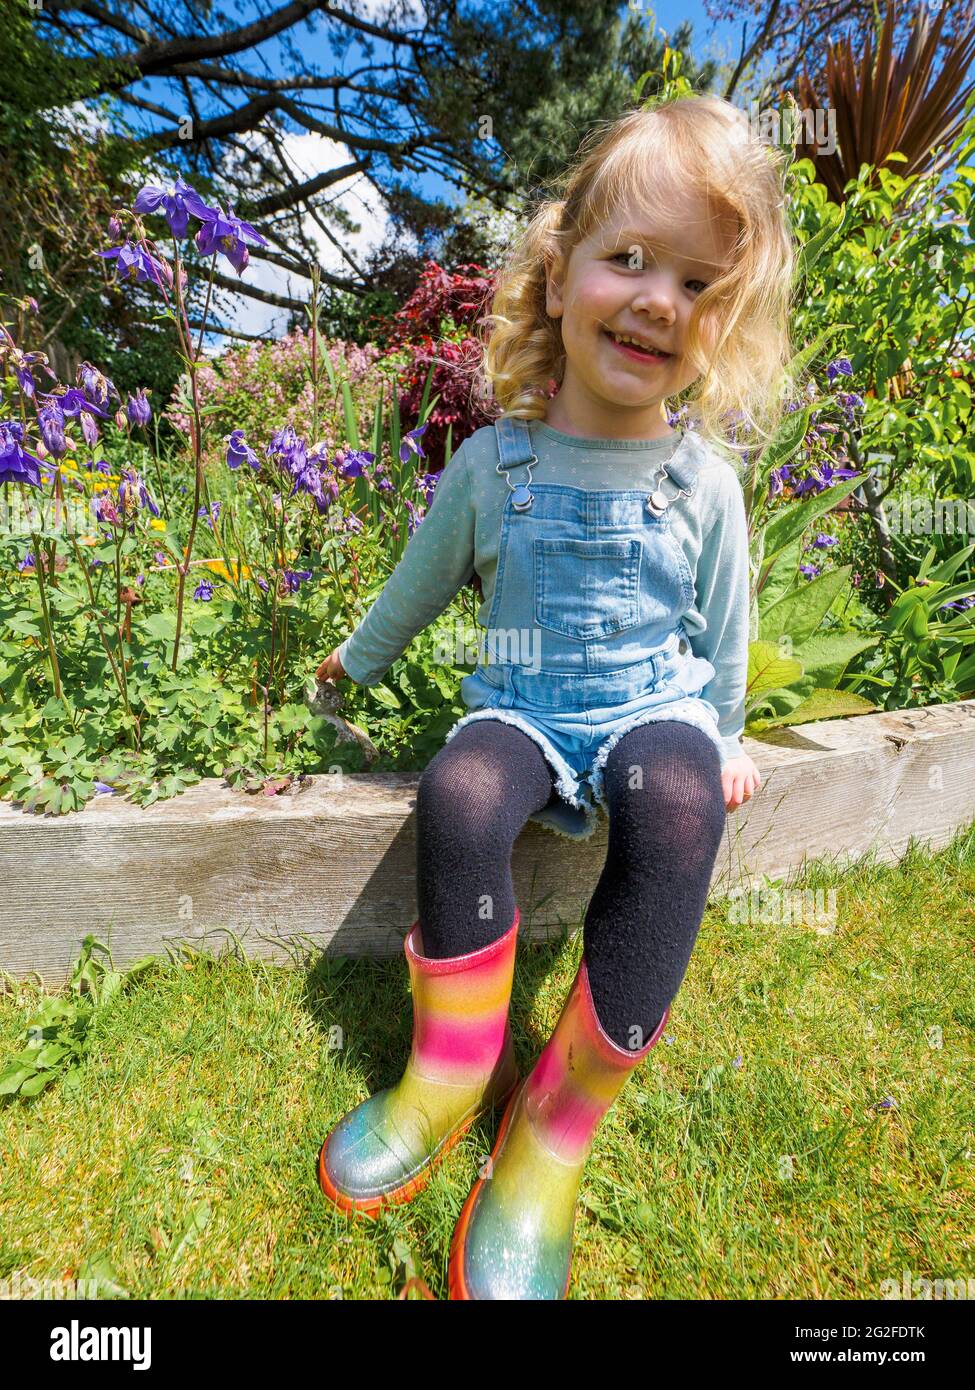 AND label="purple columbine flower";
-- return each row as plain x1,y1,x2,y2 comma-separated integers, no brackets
108,214,123,241
94,492,120,525
404,498,425,537
281,569,313,594
226,429,259,470
836,390,865,424
98,241,173,290
267,424,307,476
50,387,109,450
337,447,376,480
195,204,268,275
417,470,441,506
193,578,214,601
78,361,119,410
37,400,67,457
399,425,427,463
768,464,793,498
132,177,216,239
118,466,160,517
289,460,327,509
197,500,221,527
826,358,853,384
17,551,35,571
810,533,839,549
799,562,821,577
791,462,859,498
0,420,43,486
126,388,152,427
14,353,40,399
